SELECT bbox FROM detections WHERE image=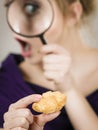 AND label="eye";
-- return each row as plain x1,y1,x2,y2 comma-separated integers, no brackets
24,3,40,16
